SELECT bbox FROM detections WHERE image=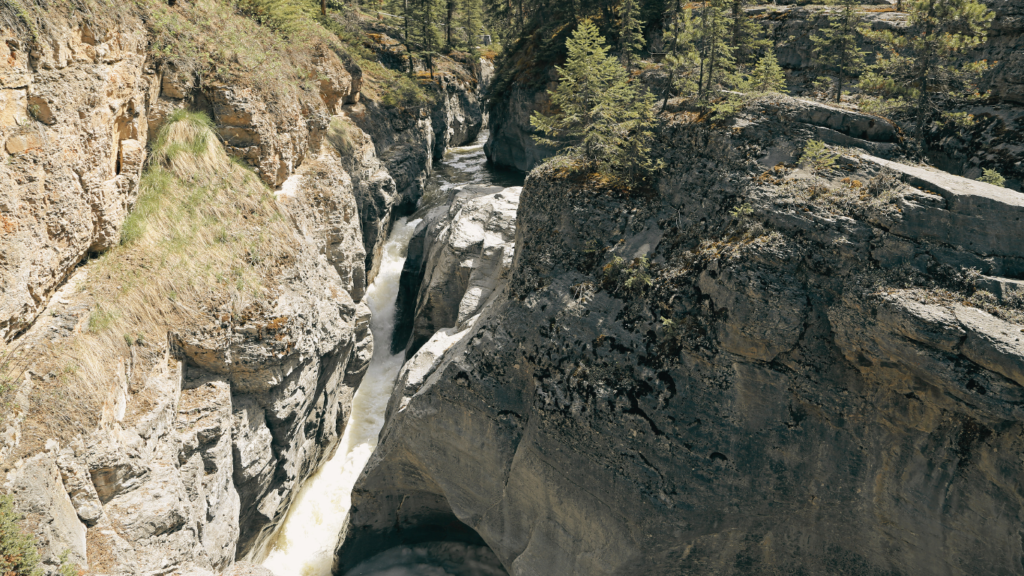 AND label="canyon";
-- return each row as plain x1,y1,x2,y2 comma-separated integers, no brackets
1,0,1024,575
